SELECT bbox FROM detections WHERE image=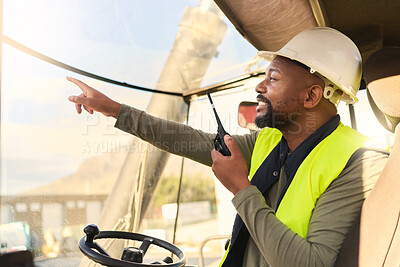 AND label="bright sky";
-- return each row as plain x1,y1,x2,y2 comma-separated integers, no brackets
1,0,258,194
